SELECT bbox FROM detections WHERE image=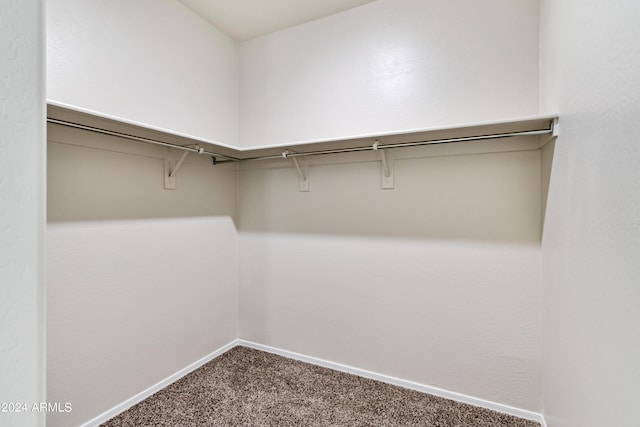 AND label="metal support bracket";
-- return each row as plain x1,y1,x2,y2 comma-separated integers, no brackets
283,150,309,192
373,140,394,189
164,146,204,190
